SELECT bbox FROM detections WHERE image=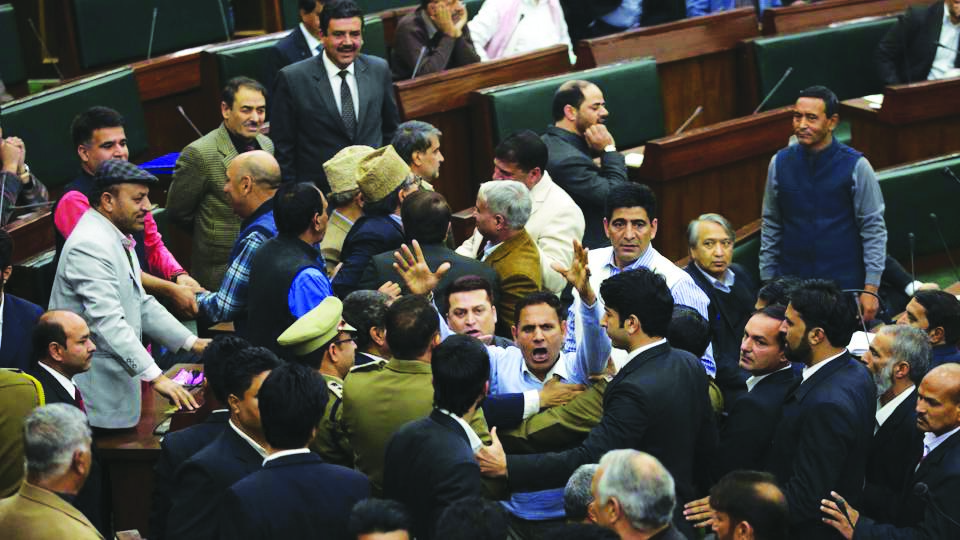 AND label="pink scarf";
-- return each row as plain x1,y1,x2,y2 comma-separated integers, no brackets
485,0,565,60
